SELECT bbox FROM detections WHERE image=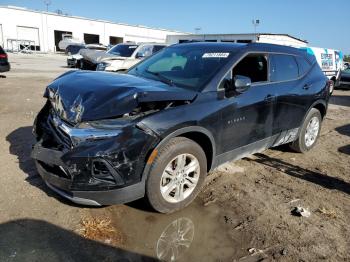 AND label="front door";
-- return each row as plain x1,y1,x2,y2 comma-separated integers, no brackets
219,53,278,157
